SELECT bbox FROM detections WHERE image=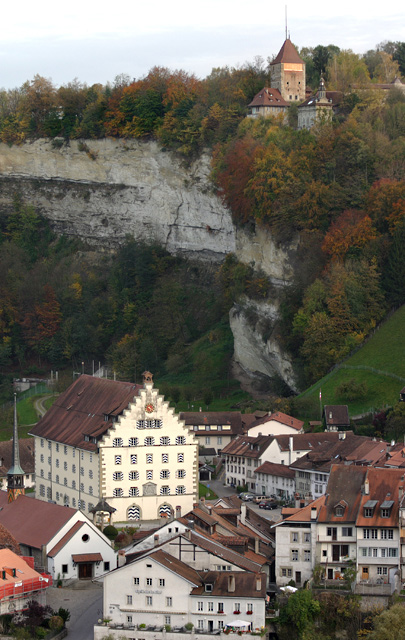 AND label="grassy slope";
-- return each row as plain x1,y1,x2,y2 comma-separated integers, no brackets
297,305,405,419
